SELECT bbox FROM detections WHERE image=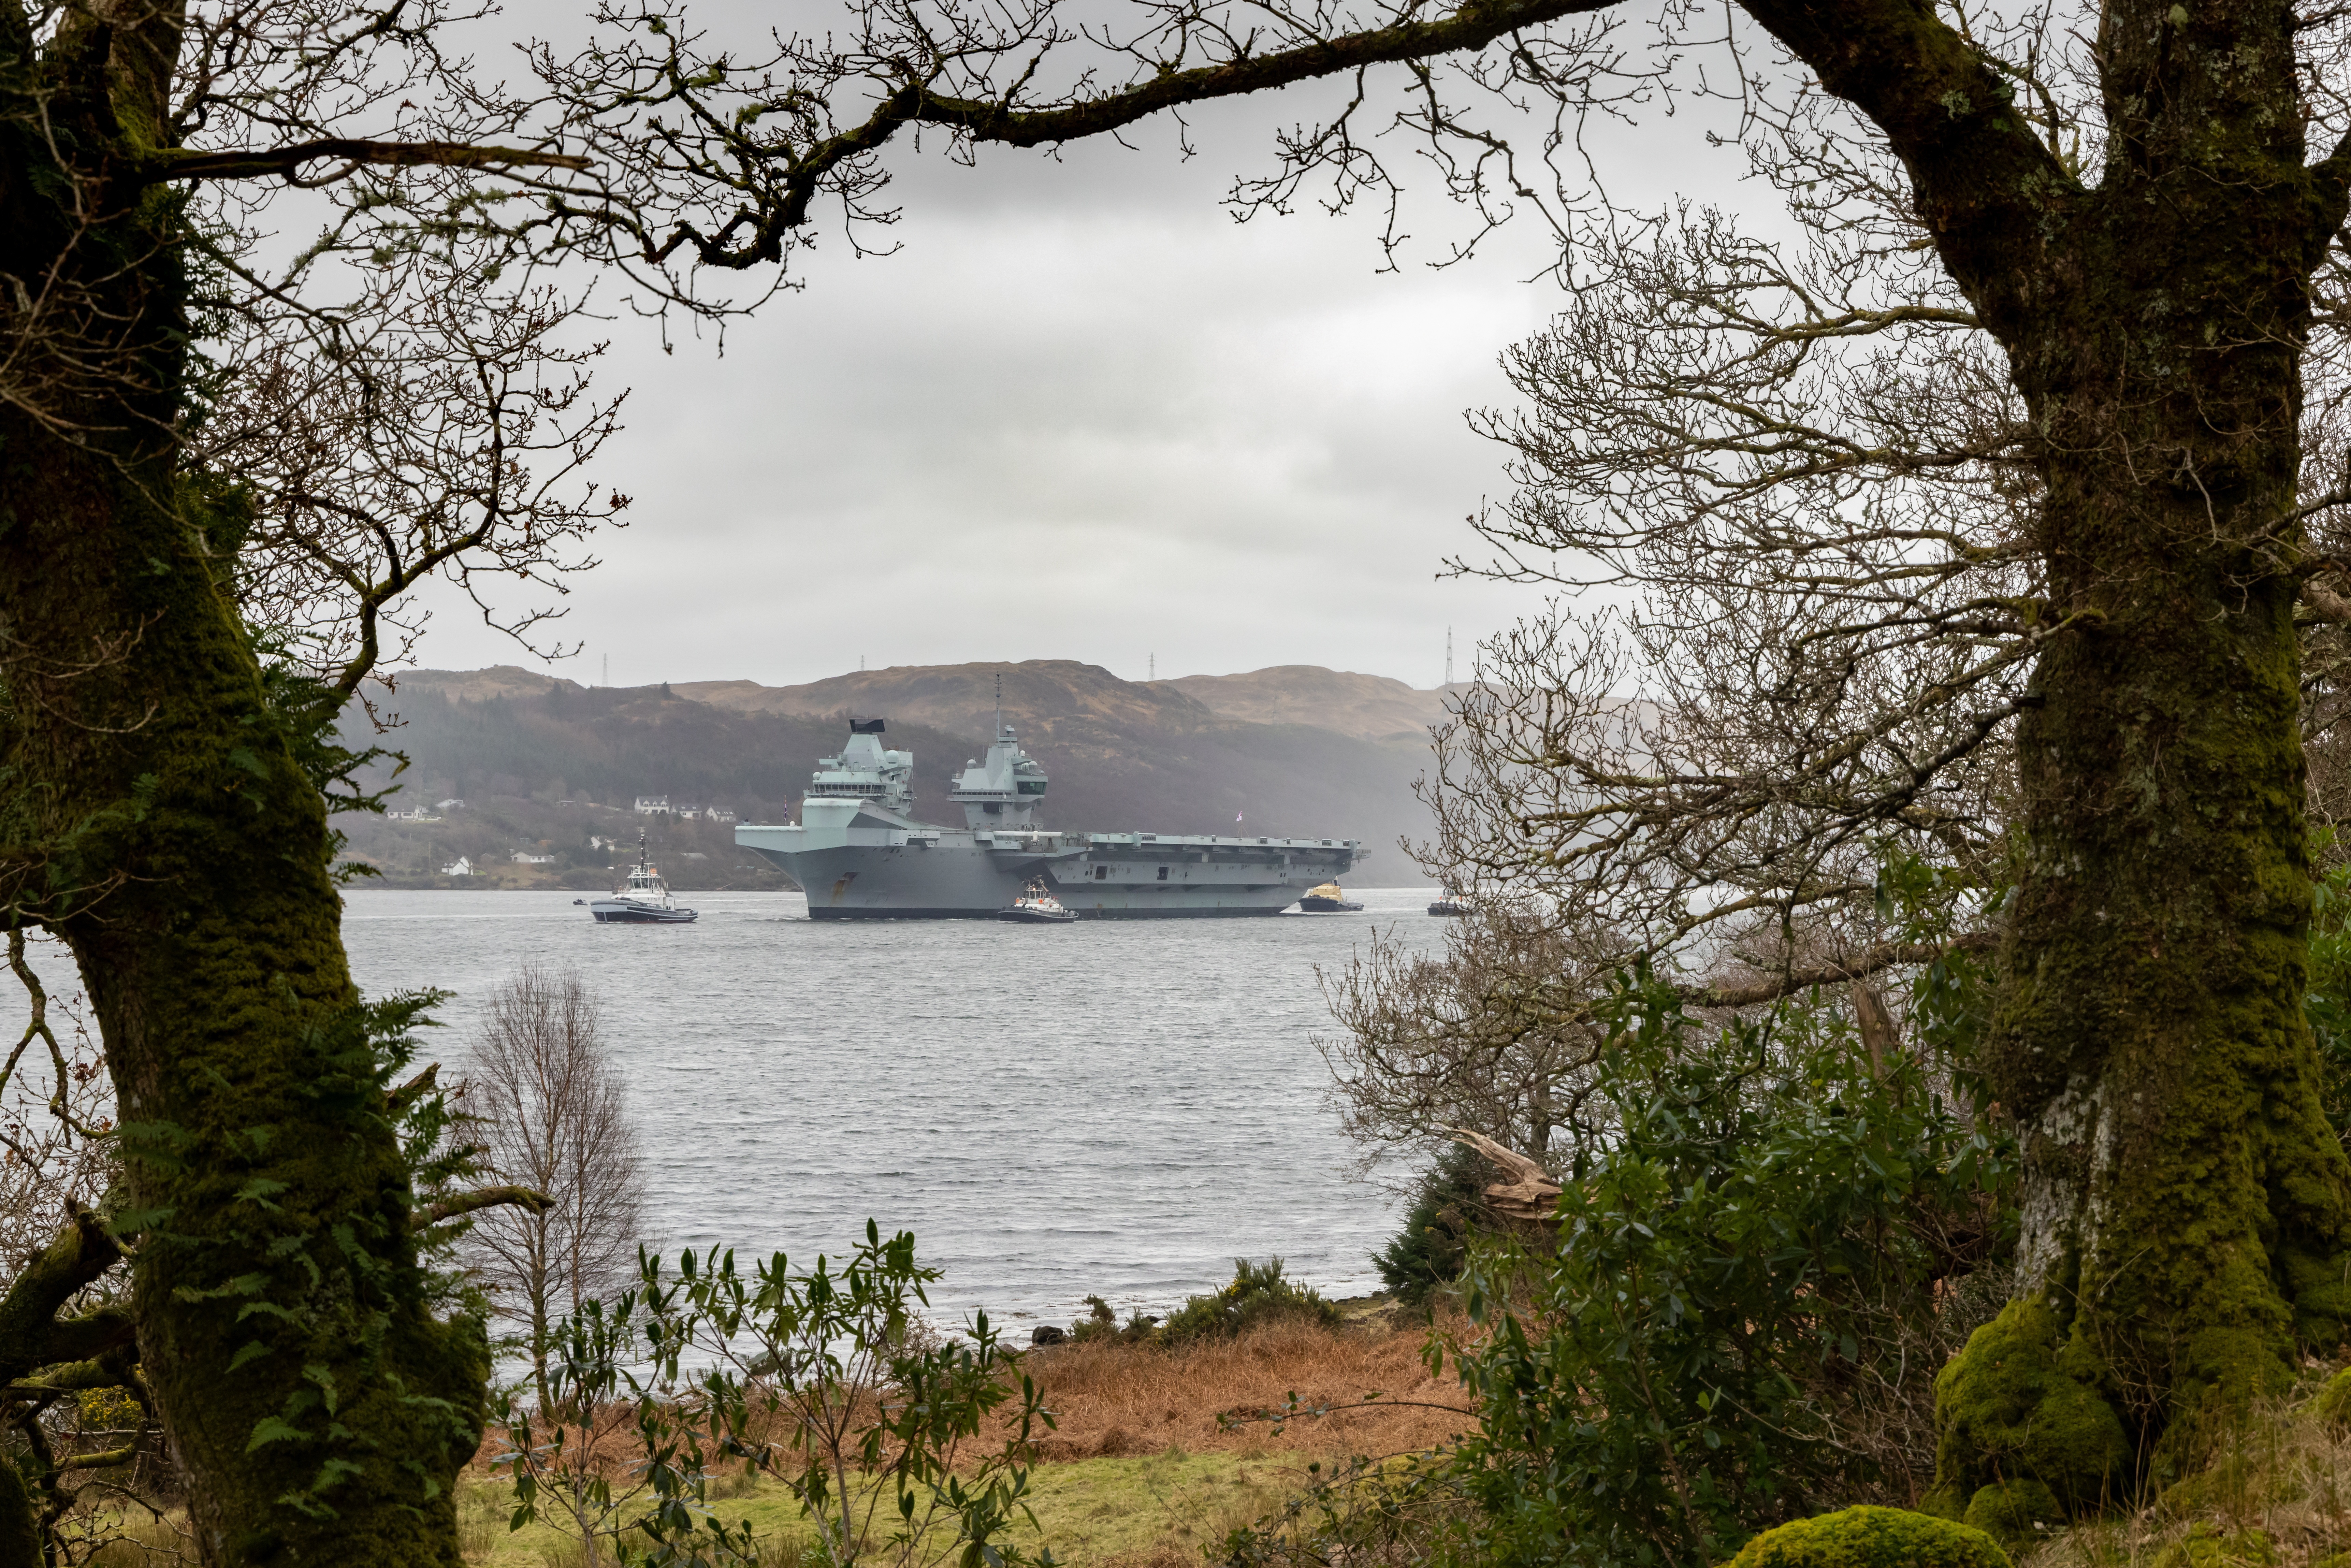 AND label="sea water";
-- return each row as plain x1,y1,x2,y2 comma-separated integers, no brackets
10,889,1447,1332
